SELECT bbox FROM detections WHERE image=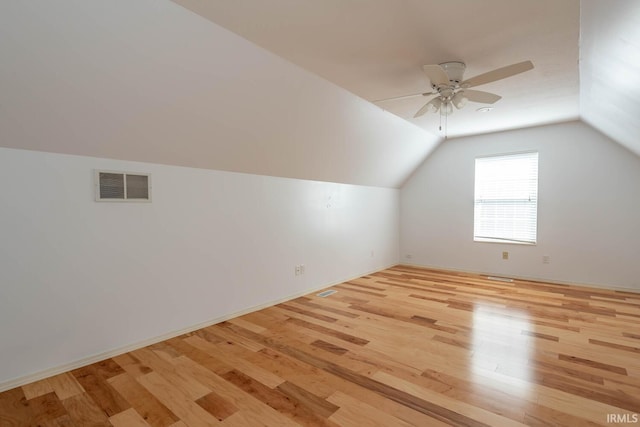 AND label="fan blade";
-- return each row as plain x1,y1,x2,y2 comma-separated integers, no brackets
423,64,449,87
461,60,534,88
463,90,502,104
414,102,432,118
413,97,440,118
371,91,436,103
